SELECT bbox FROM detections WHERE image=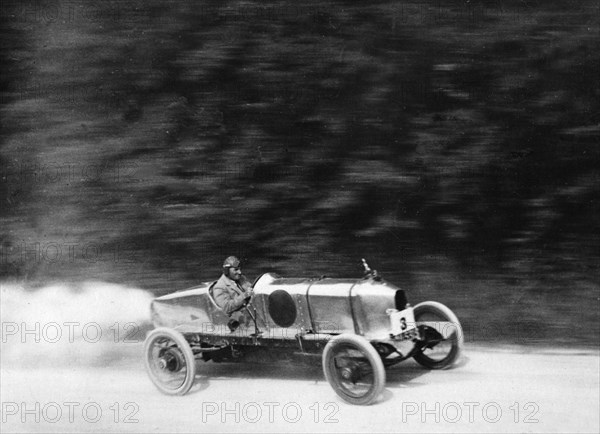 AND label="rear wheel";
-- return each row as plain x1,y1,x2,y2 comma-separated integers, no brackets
144,327,196,395
413,301,463,369
322,334,385,405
